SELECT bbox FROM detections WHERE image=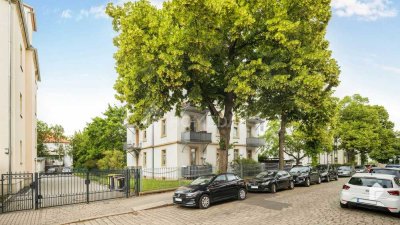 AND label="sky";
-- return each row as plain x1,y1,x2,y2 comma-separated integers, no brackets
25,0,400,135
